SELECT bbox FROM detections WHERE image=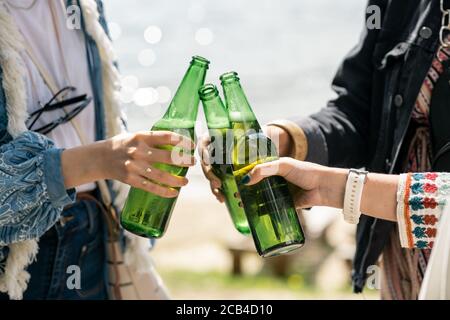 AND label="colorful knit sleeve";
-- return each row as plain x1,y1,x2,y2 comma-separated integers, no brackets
396,172,450,249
